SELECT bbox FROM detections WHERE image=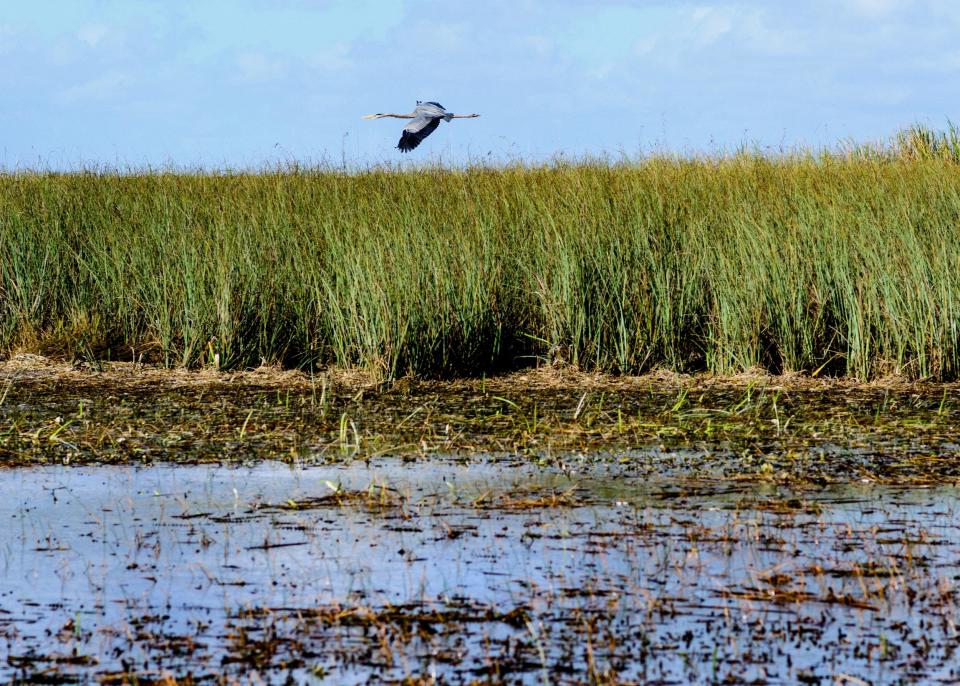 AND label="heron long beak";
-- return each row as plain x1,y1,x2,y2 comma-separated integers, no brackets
361,114,379,120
